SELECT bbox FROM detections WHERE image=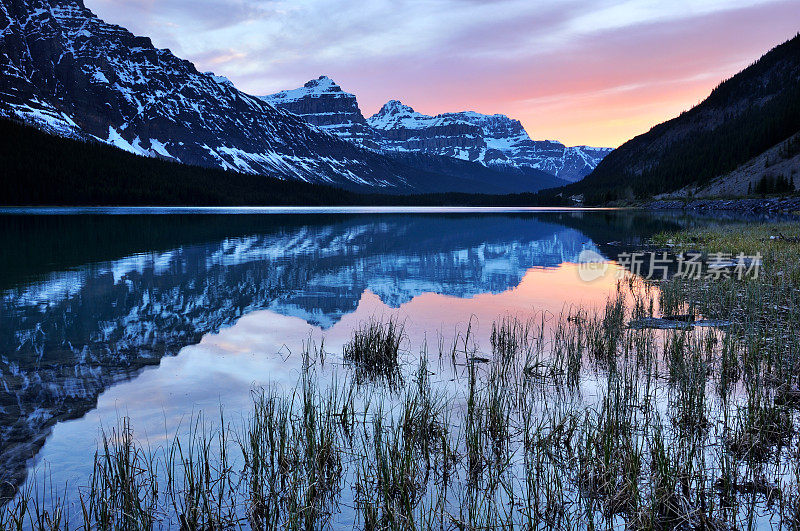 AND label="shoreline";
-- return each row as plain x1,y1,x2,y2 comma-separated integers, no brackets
644,196,800,215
